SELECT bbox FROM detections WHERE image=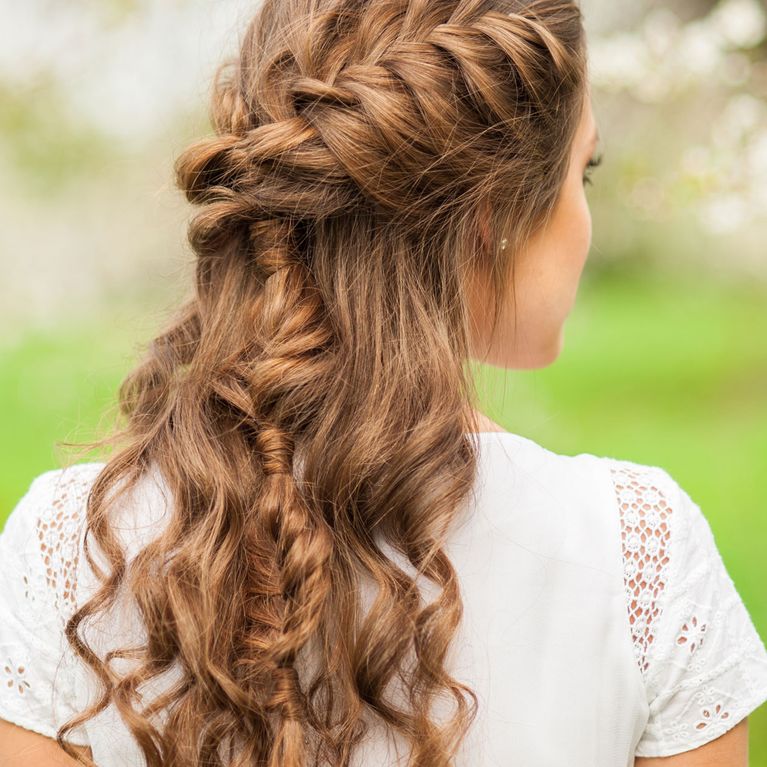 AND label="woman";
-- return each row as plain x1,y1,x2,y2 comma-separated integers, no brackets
1,1,766,765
